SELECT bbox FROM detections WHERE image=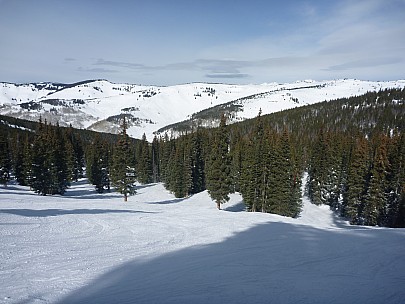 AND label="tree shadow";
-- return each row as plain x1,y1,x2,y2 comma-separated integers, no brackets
147,197,187,205
63,190,120,200
0,209,156,218
0,185,39,197
57,222,405,304
136,183,157,190
223,201,246,212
